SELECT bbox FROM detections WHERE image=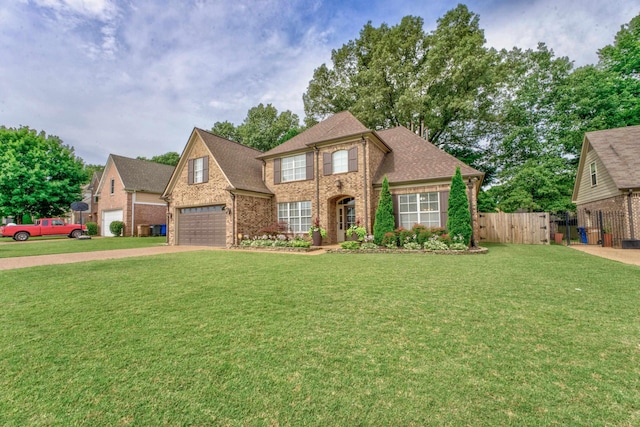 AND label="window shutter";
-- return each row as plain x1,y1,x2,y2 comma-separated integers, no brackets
202,156,209,183
439,191,449,228
306,152,314,180
274,158,281,184
348,147,358,172
392,193,399,228
323,153,332,176
188,159,194,184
